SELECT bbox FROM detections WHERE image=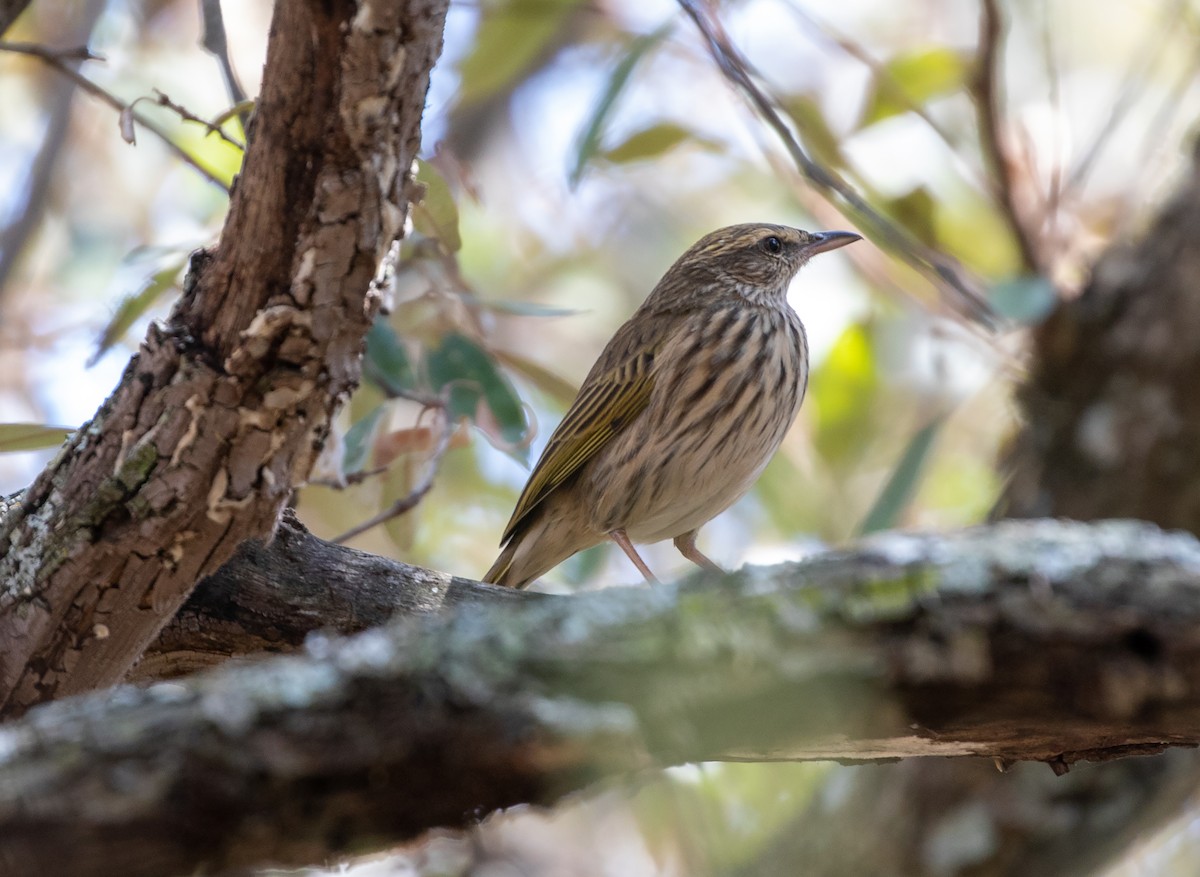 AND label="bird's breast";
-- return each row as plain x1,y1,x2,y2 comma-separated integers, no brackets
588,305,809,540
